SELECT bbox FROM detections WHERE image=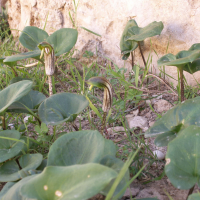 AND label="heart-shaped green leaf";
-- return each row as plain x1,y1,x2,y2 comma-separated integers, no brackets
4,50,41,63
0,130,24,163
9,77,32,84
126,21,164,42
20,164,117,200
0,80,33,113
120,19,138,60
188,193,200,200
145,96,200,146
0,153,43,182
46,28,78,56
157,50,200,73
183,58,200,74
38,93,89,125
0,175,36,200
100,155,129,199
7,90,46,114
47,130,117,166
165,125,200,189
19,26,49,50
37,159,47,171
0,182,16,199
